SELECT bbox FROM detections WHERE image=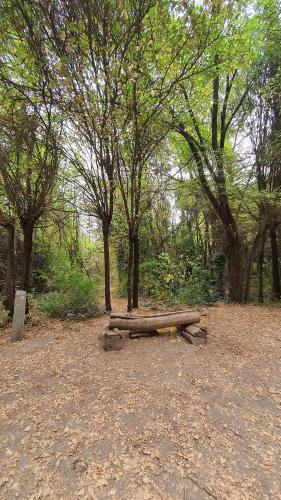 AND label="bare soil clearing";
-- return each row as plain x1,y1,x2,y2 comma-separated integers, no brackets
1,302,281,499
